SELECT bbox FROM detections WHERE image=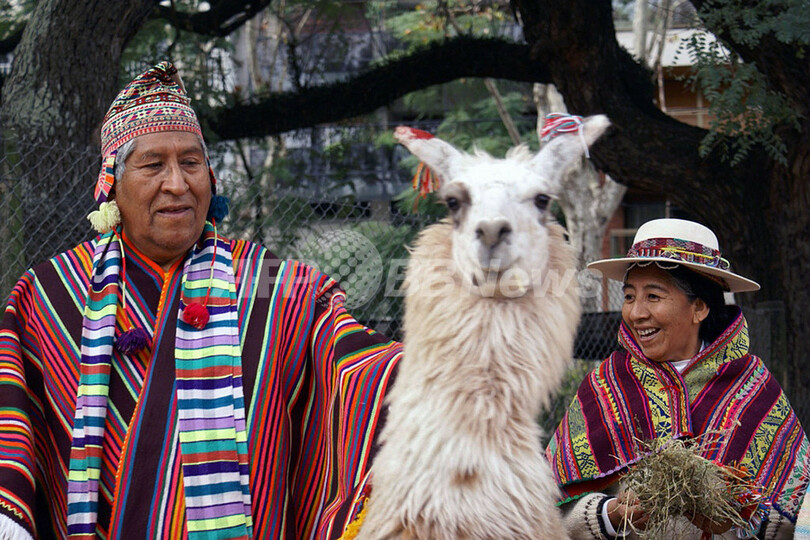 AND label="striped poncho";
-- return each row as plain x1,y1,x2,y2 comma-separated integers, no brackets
0,233,401,539
546,309,809,529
